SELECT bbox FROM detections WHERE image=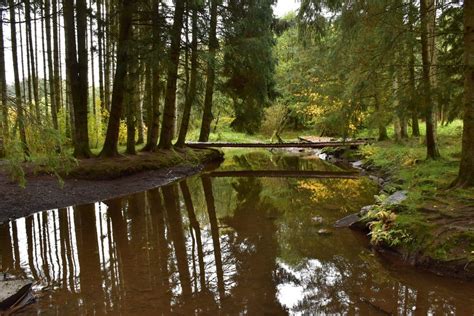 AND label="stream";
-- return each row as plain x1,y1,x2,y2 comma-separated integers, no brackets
1,149,473,314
